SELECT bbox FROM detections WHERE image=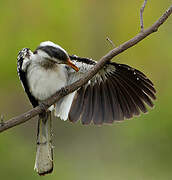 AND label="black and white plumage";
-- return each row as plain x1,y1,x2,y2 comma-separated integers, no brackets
68,58,156,124
17,41,156,175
